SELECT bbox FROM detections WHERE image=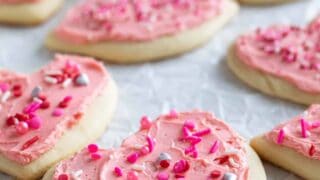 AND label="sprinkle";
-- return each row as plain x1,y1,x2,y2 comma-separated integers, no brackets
173,160,190,174
52,108,64,117
157,172,169,180
132,164,145,171
21,136,39,150
127,171,138,180
184,145,196,155
223,172,237,180
167,109,178,119
59,96,73,108
140,116,152,130
6,116,19,126
0,83,9,92
185,136,201,145
209,140,219,154
127,152,139,164
159,159,170,168
75,73,90,86
15,121,29,135
146,136,155,153
40,101,50,109
91,153,102,160
1,91,11,103
158,152,172,161
27,116,42,129
62,78,72,88
114,166,123,177
277,129,285,144
58,174,69,180
309,144,316,156
87,144,99,153
139,146,150,156
183,120,195,130
190,150,198,158
31,86,42,98
301,118,308,138
71,170,83,179
23,102,41,114
192,128,211,137
44,76,58,84
181,126,191,138
311,121,320,129
210,170,221,178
